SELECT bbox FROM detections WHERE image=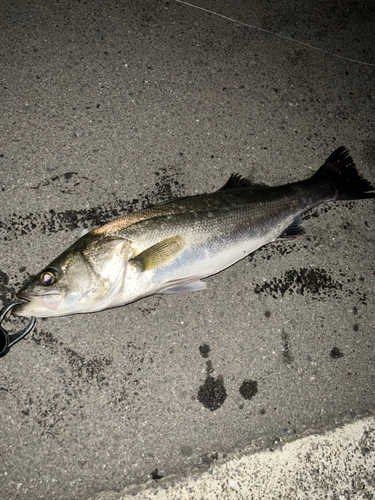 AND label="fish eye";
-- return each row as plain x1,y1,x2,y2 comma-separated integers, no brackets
40,269,58,286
